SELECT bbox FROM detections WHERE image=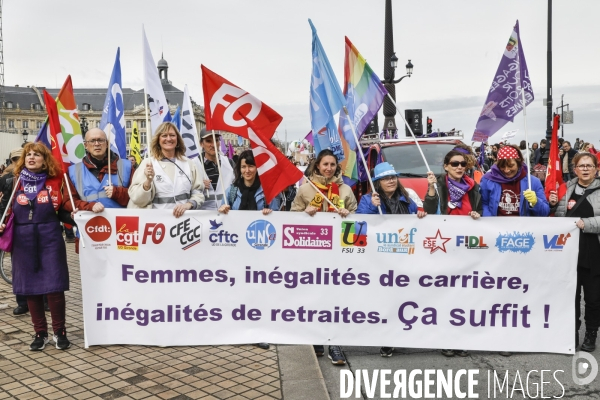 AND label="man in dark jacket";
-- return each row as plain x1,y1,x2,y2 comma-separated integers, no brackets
560,141,578,181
